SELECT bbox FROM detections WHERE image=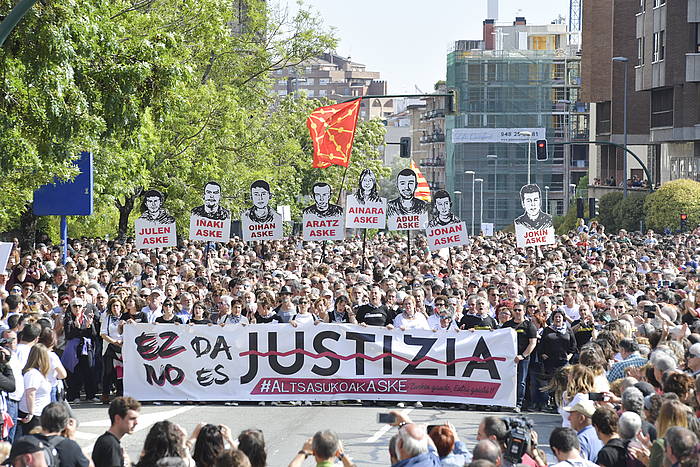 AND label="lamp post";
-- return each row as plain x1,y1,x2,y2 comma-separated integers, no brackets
465,170,475,236
518,131,533,184
454,190,462,219
544,186,550,214
475,178,484,234
486,154,498,227
612,56,629,198
557,99,572,209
